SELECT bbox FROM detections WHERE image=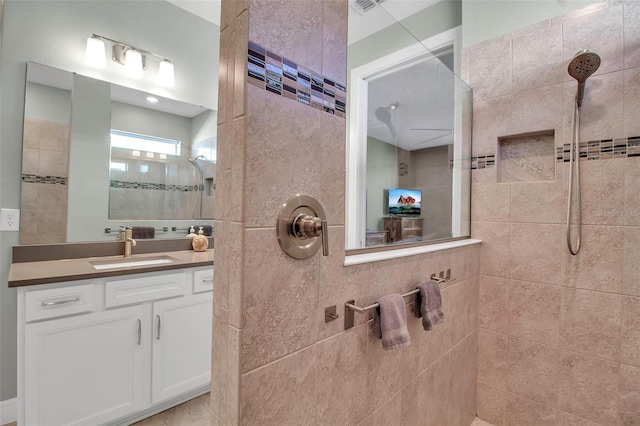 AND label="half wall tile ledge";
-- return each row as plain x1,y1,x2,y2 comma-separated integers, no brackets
344,238,482,266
